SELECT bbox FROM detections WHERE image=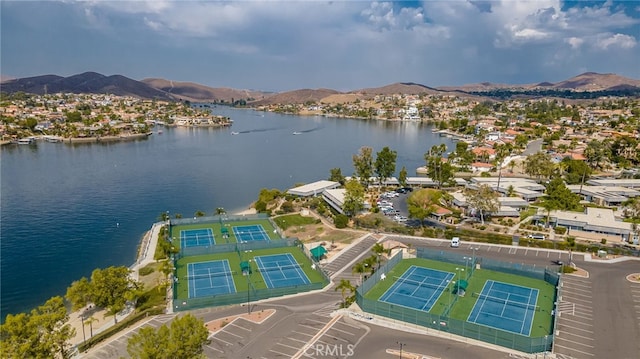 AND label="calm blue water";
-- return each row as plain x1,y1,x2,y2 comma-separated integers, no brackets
0,107,453,317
